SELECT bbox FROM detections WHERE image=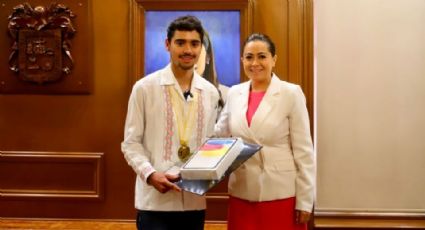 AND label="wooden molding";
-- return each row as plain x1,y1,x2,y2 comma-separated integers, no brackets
206,194,229,221
0,218,227,229
287,0,314,130
0,151,104,200
314,210,425,229
128,0,144,91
